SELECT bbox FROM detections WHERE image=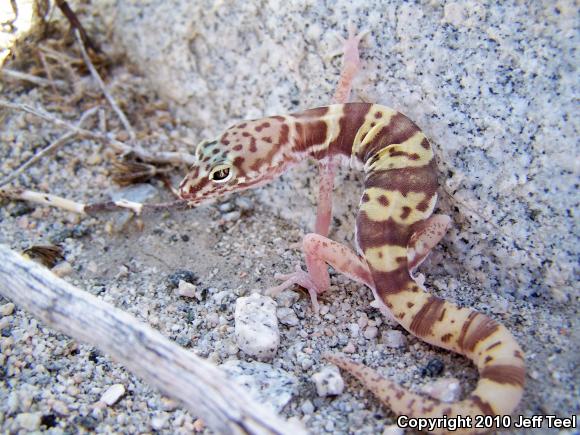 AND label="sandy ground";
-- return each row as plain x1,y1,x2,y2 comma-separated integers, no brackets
0,3,578,434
